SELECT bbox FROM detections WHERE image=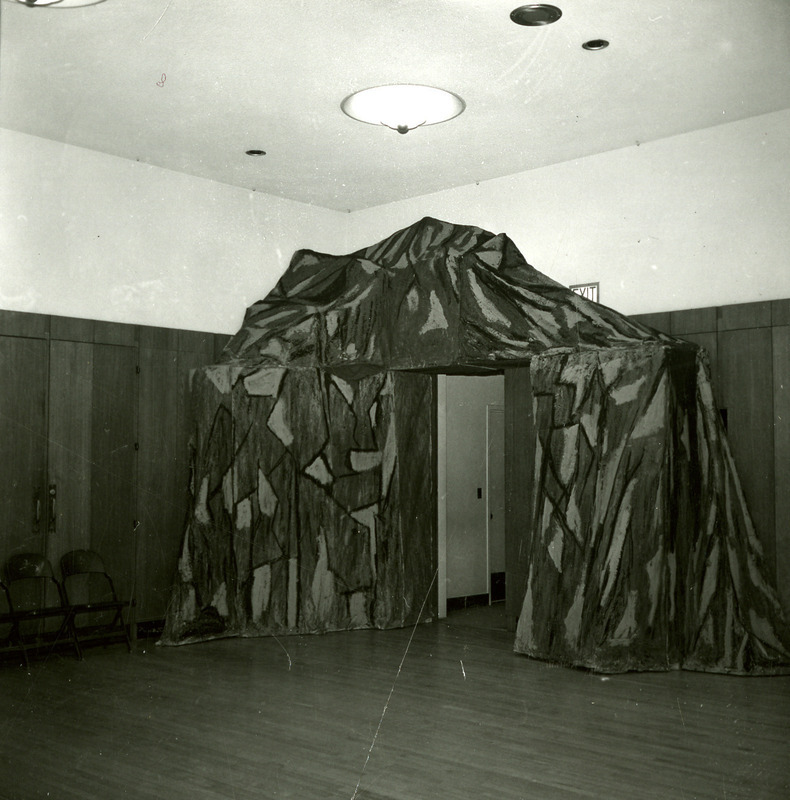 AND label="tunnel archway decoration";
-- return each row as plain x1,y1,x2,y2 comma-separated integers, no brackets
162,217,789,674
